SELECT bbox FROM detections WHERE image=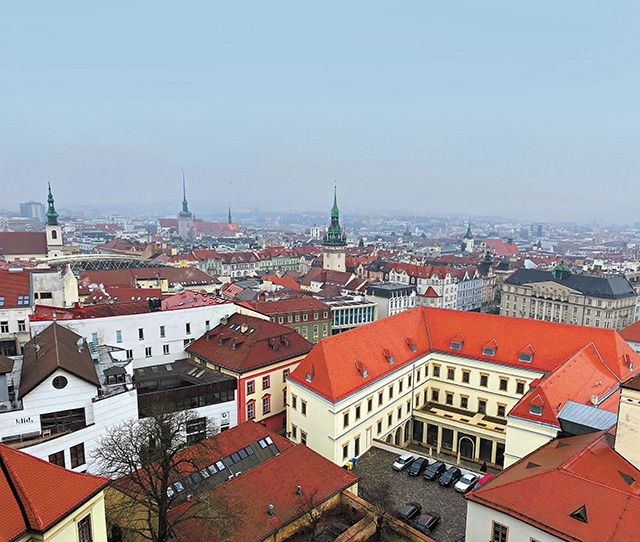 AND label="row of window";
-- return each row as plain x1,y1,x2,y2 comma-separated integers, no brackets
123,338,194,360
276,311,329,324
246,369,290,395
130,322,206,342
49,442,86,469
247,396,271,419
431,364,527,394
0,320,27,333
289,424,308,445
430,388,508,418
